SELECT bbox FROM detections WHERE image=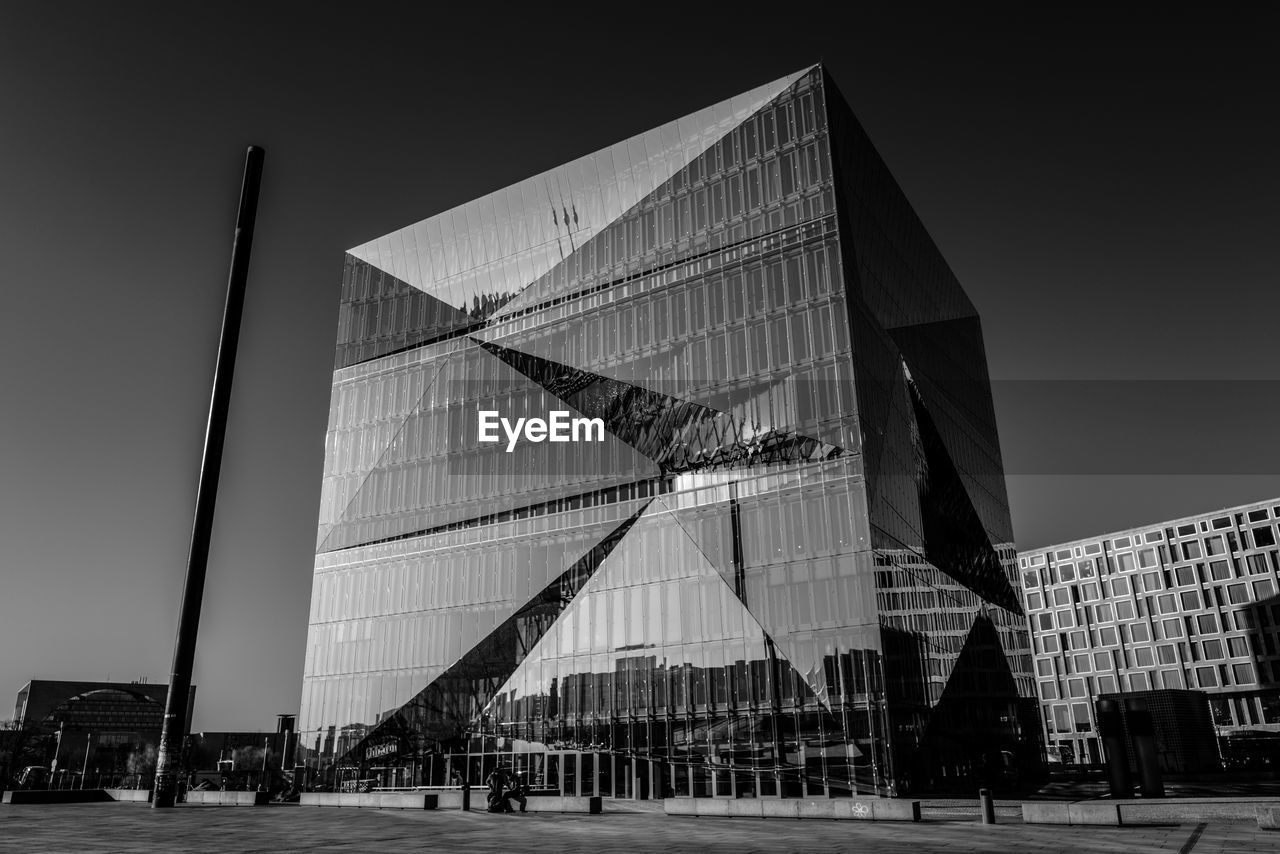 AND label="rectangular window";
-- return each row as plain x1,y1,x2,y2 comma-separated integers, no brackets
1227,636,1249,657
725,272,745,322
1182,541,1202,560
1197,613,1218,634
1233,663,1255,684
1162,618,1184,638
1202,639,1225,660
1206,536,1226,556
1116,553,1136,571
693,188,708,232
1142,571,1162,592
1099,627,1118,645
779,151,796,197
1115,601,1135,620
1137,548,1157,568
1253,526,1277,547
728,174,743,218
1157,644,1177,664
1130,622,1150,642
1040,681,1059,700
710,182,726,225
1053,588,1071,606
745,166,762,211
1135,647,1155,667
1180,590,1201,610
1094,651,1112,669
1210,560,1232,580
1195,666,1219,687
763,159,780,204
